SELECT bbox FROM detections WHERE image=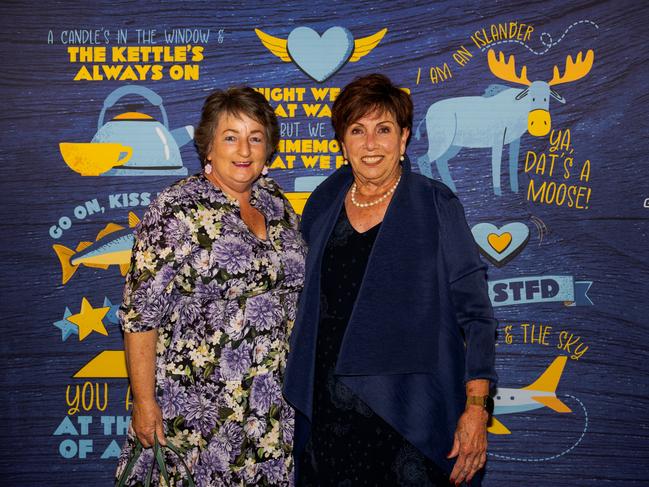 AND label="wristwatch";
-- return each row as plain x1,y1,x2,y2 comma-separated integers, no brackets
466,395,494,415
